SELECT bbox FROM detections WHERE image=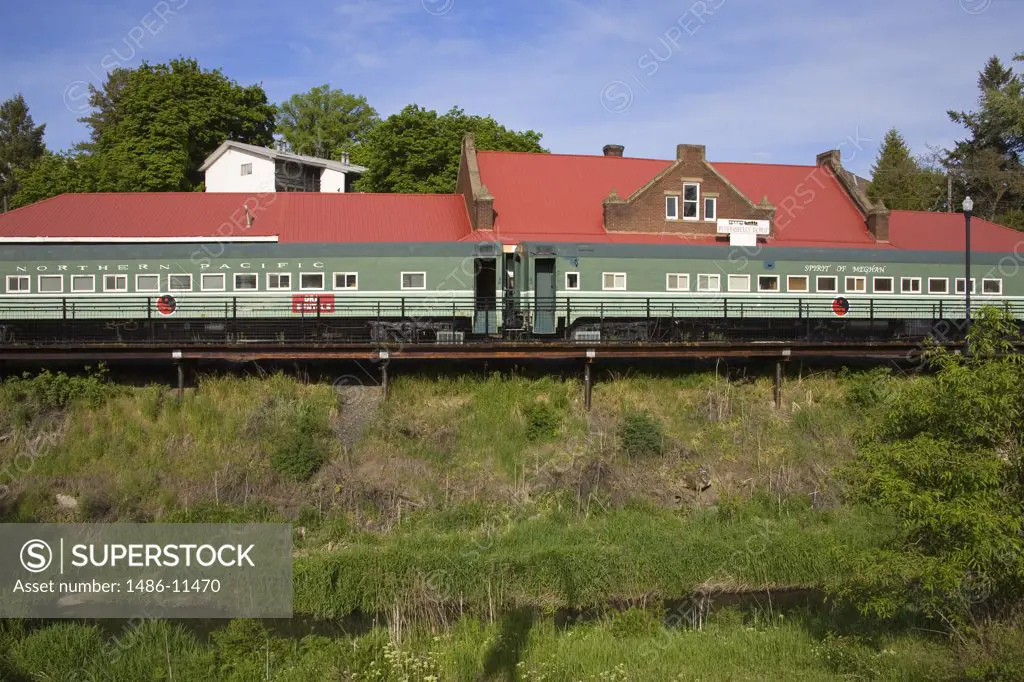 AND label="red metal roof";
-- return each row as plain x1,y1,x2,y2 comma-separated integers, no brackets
888,211,1023,253
0,192,472,243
